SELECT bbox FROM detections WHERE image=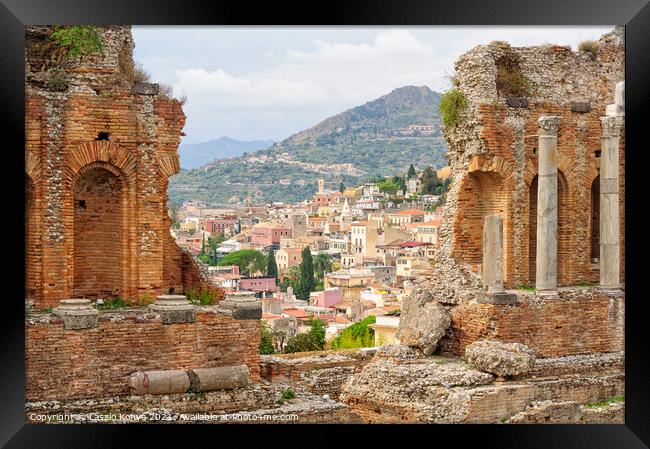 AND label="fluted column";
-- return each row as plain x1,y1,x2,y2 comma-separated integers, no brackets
535,116,562,297
599,115,624,293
